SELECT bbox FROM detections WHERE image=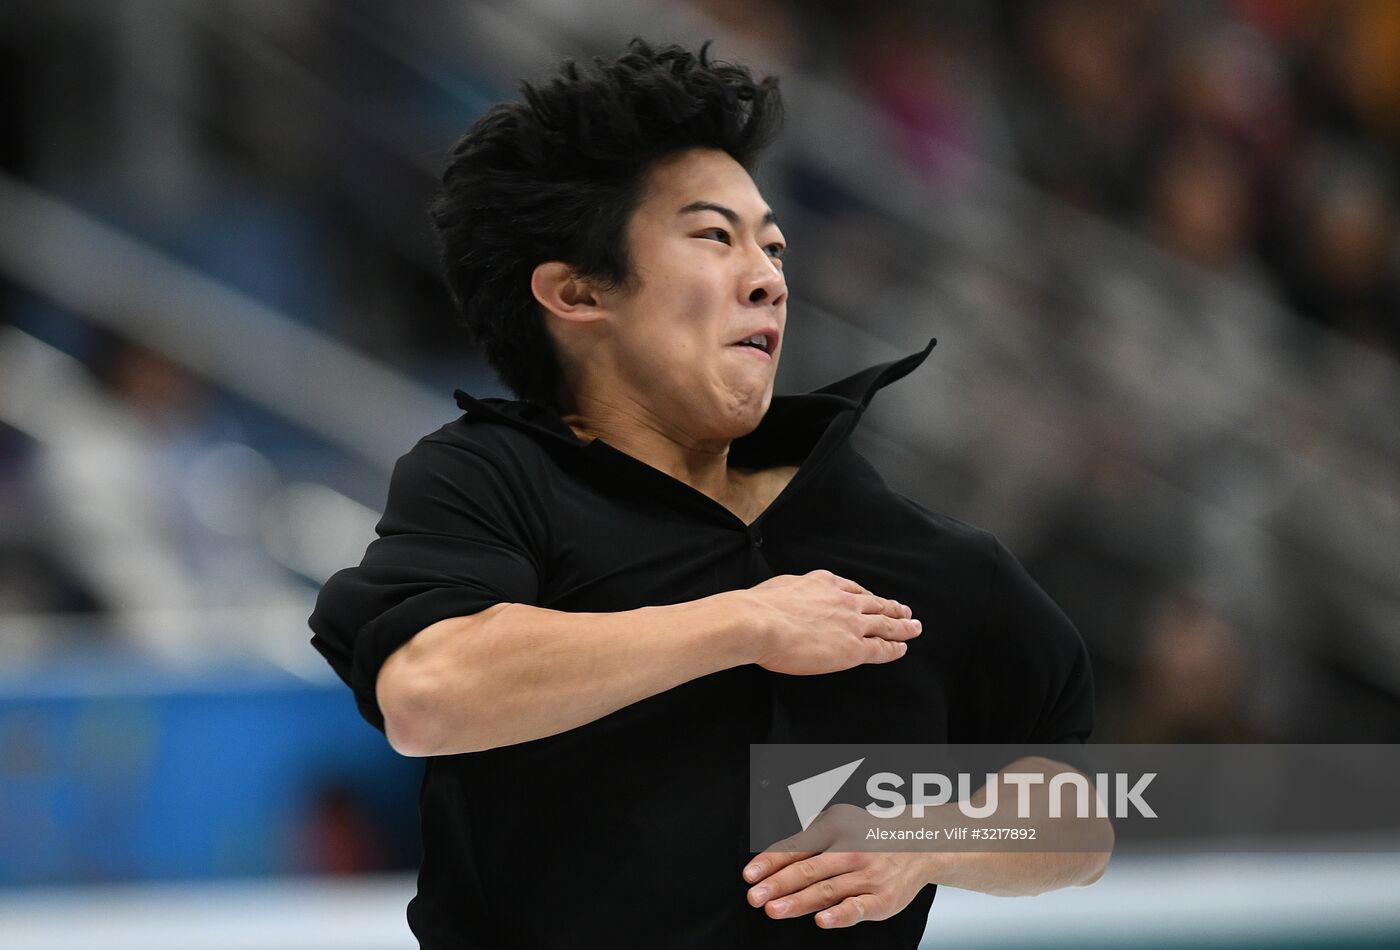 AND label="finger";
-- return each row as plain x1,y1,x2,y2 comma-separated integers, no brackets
865,613,922,642
856,594,909,619
816,893,883,928
863,636,908,664
764,870,869,920
743,849,819,887
748,853,860,908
